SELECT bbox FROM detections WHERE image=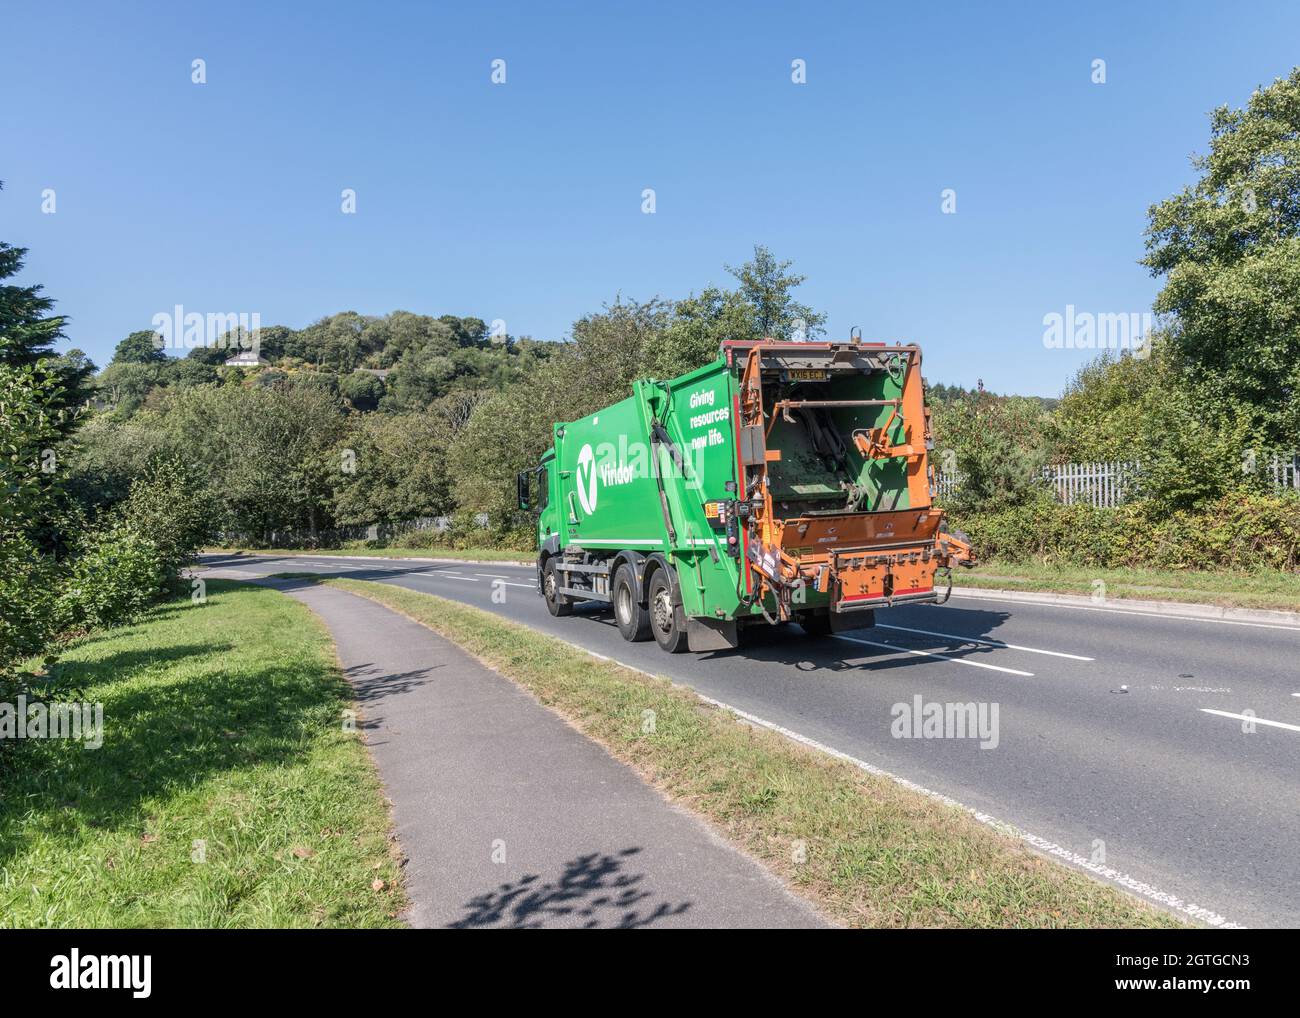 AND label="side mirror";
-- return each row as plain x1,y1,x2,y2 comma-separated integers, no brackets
516,470,531,511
